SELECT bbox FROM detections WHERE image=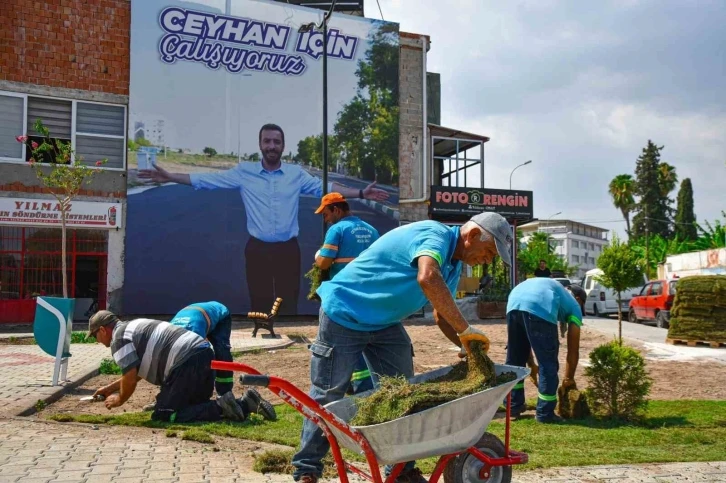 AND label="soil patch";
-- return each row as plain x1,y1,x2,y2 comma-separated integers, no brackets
37,319,726,420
